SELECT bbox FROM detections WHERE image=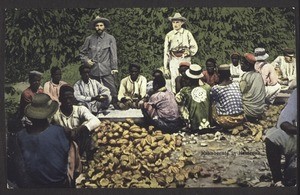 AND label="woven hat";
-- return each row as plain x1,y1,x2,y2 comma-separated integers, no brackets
218,64,230,71
254,48,269,61
168,13,187,22
186,64,204,79
89,16,110,29
24,93,59,119
244,53,256,64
